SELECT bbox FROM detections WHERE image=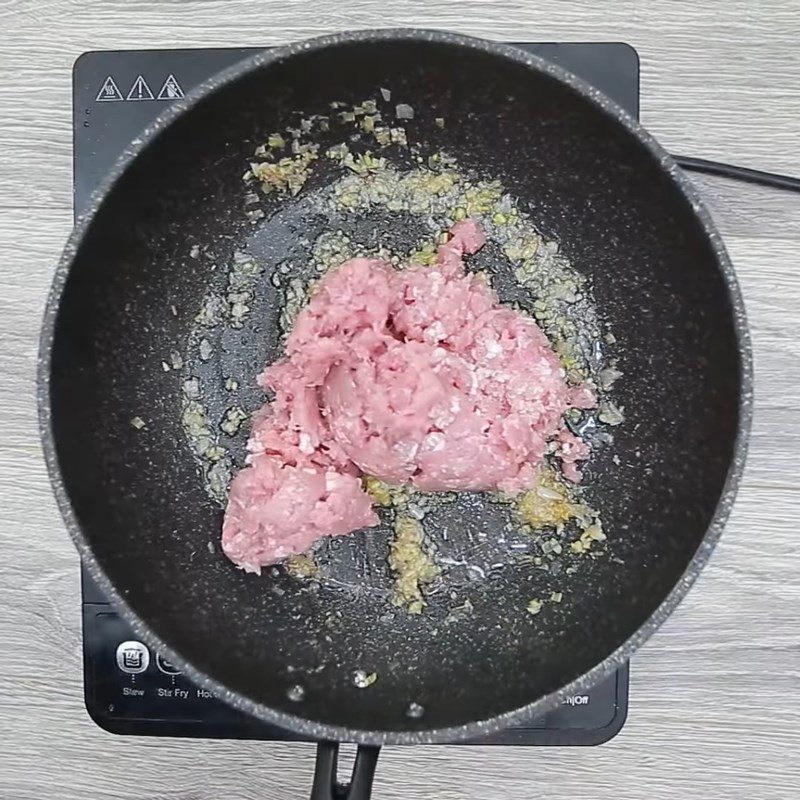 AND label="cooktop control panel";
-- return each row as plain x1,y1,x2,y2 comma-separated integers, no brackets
83,579,628,745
